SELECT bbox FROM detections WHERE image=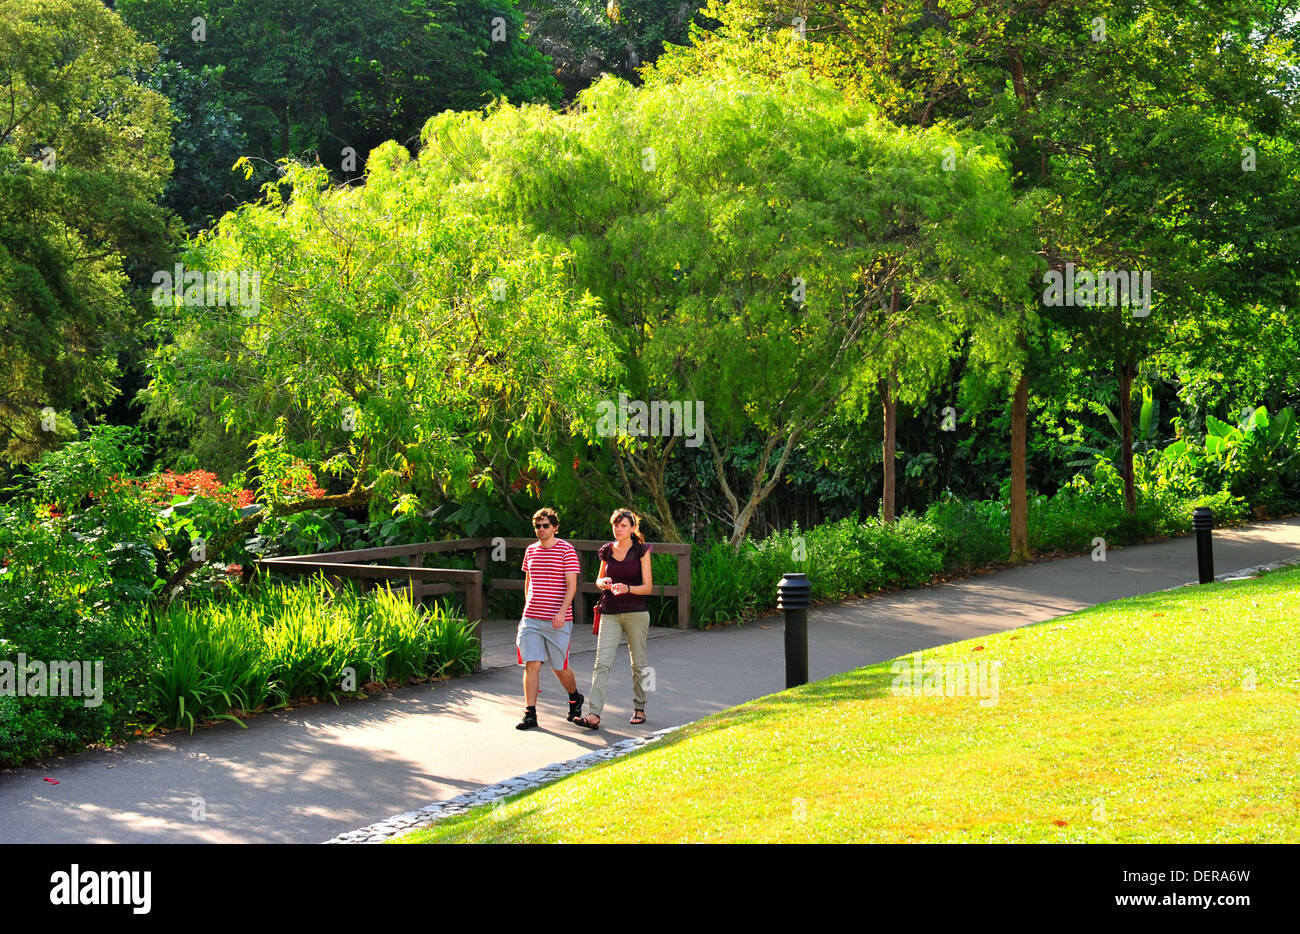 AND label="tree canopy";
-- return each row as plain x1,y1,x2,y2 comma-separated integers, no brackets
0,0,175,463
415,66,1035,543
144,139,619,524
